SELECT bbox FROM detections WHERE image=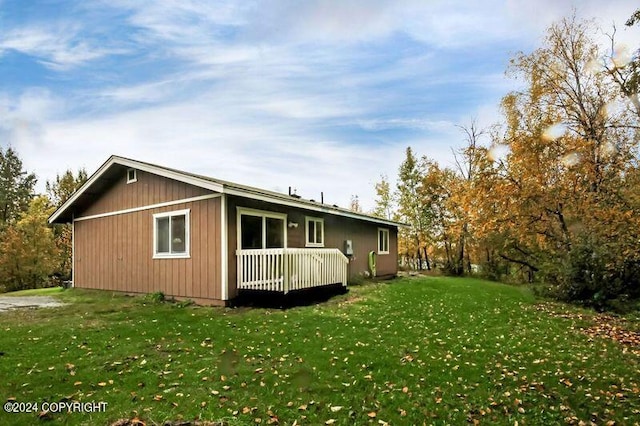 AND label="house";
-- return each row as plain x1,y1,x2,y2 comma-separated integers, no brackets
49,156,403,306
